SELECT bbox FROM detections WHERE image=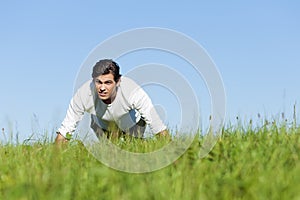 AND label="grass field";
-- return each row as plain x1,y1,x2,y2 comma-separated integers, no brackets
1,118,300,200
